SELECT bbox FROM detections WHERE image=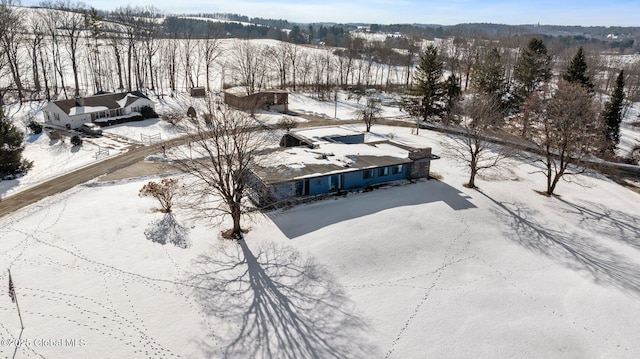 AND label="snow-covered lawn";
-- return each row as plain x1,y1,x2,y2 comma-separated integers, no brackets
2,126,640,358
0,132,128,199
